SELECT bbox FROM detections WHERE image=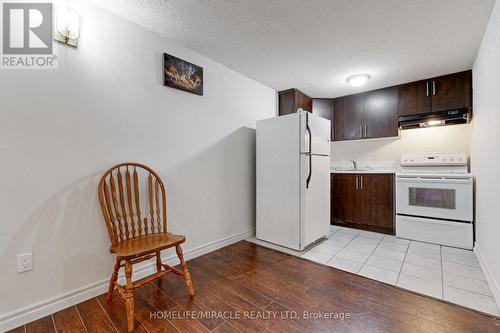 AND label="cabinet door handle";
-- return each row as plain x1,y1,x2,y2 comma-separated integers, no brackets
364,125,367,138
432,81,436,96
360,176,363,190
426,82,429,97
359,126,363,139
355,176,359,190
